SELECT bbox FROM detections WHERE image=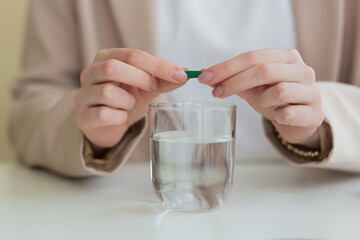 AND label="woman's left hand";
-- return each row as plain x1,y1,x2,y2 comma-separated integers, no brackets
198,48,324,147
